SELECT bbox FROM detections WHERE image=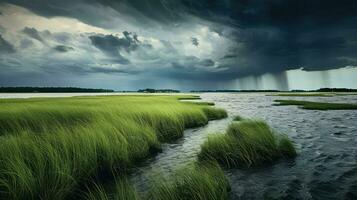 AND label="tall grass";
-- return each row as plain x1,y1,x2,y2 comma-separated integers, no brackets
84,162,229,200
147,162,230,200
0,95,227,199
84,178,139,200
198,120,296,168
